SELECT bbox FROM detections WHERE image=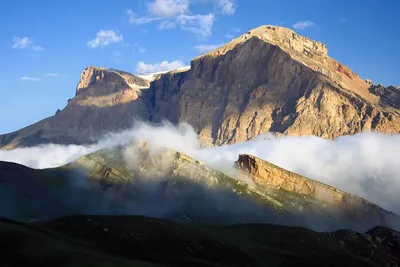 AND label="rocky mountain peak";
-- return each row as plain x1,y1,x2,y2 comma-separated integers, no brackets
77,66,107,92
247,25,328,55
194,25,328,60
76,66,150,96
1,25,400,149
